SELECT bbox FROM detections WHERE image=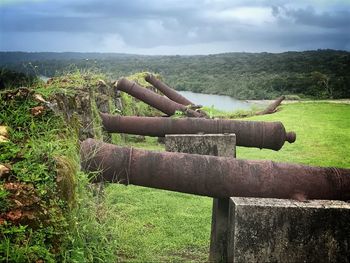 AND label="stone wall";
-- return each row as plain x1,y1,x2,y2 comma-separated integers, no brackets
52,78,121,141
